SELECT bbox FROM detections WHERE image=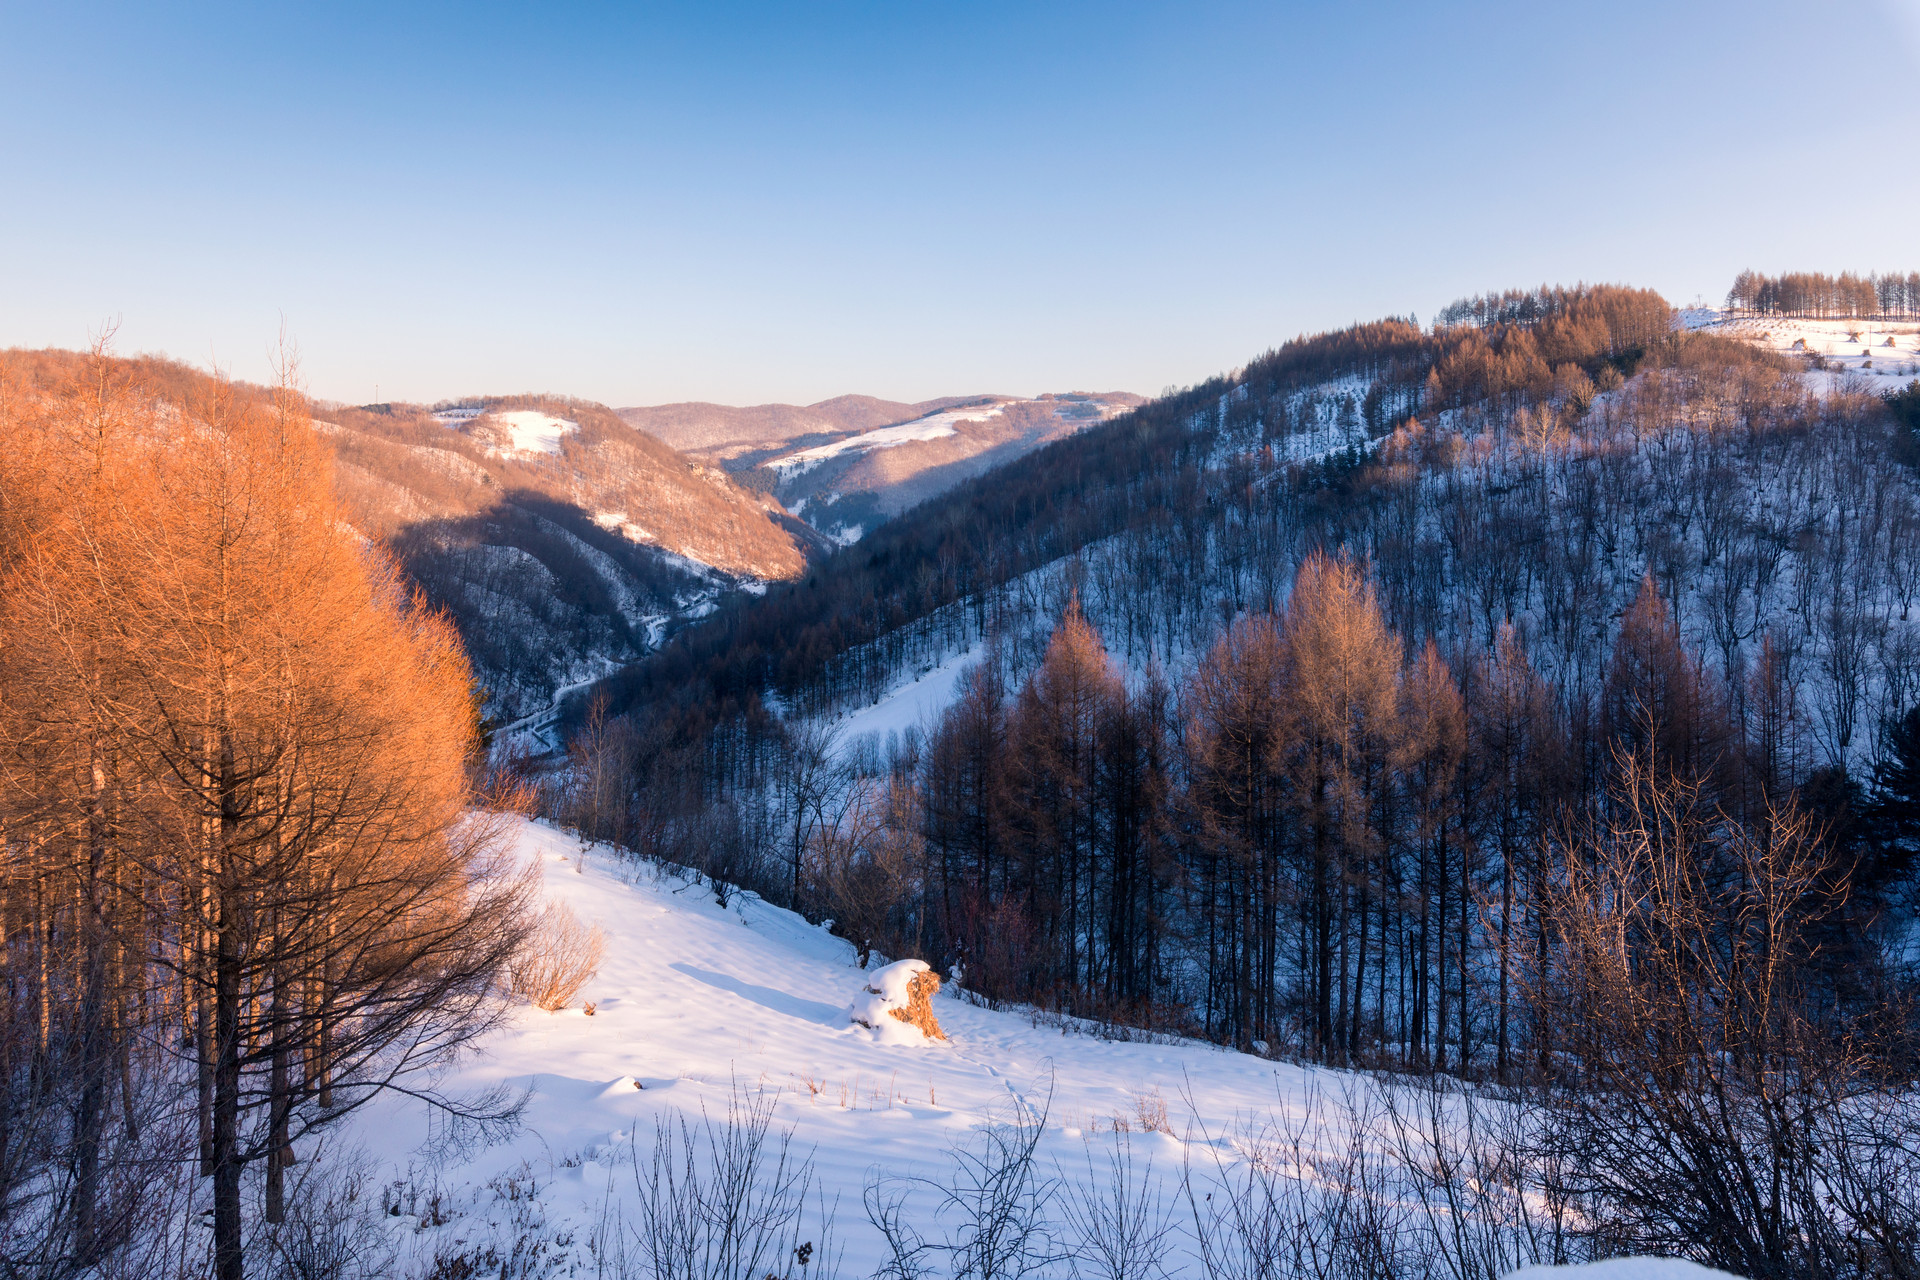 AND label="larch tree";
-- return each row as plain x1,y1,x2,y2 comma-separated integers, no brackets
1281,551,1403,1064
1004,597,1122,997
1184,613,1291,1048
0,349,530,1280
1605,574,1730,798
921,655,1010,968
